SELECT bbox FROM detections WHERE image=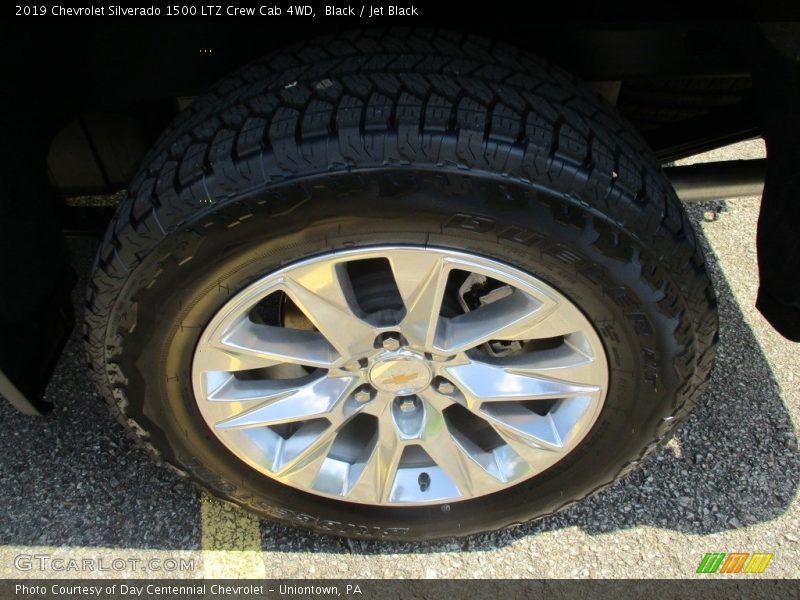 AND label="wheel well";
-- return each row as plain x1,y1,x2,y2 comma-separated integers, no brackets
25,22,764,197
